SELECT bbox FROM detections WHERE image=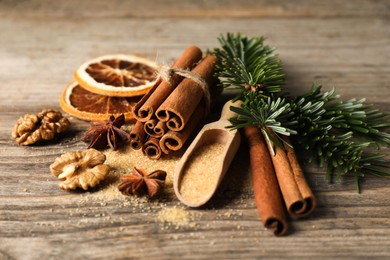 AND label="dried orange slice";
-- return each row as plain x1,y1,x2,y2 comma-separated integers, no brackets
60,81,141,121
74,54,159,97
